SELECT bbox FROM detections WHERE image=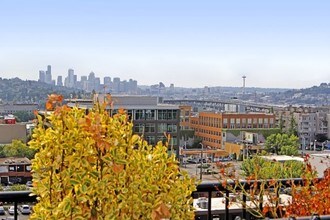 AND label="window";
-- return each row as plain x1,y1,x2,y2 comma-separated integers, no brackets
158,123,167,133
26,166,31,171
9,166,16,171
17,165,24,172
134,123,145,133
135,110,145,120
145,110,155,120
158,110,167,120
145,136,156,145
145,123,155,133
167,124,177,133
